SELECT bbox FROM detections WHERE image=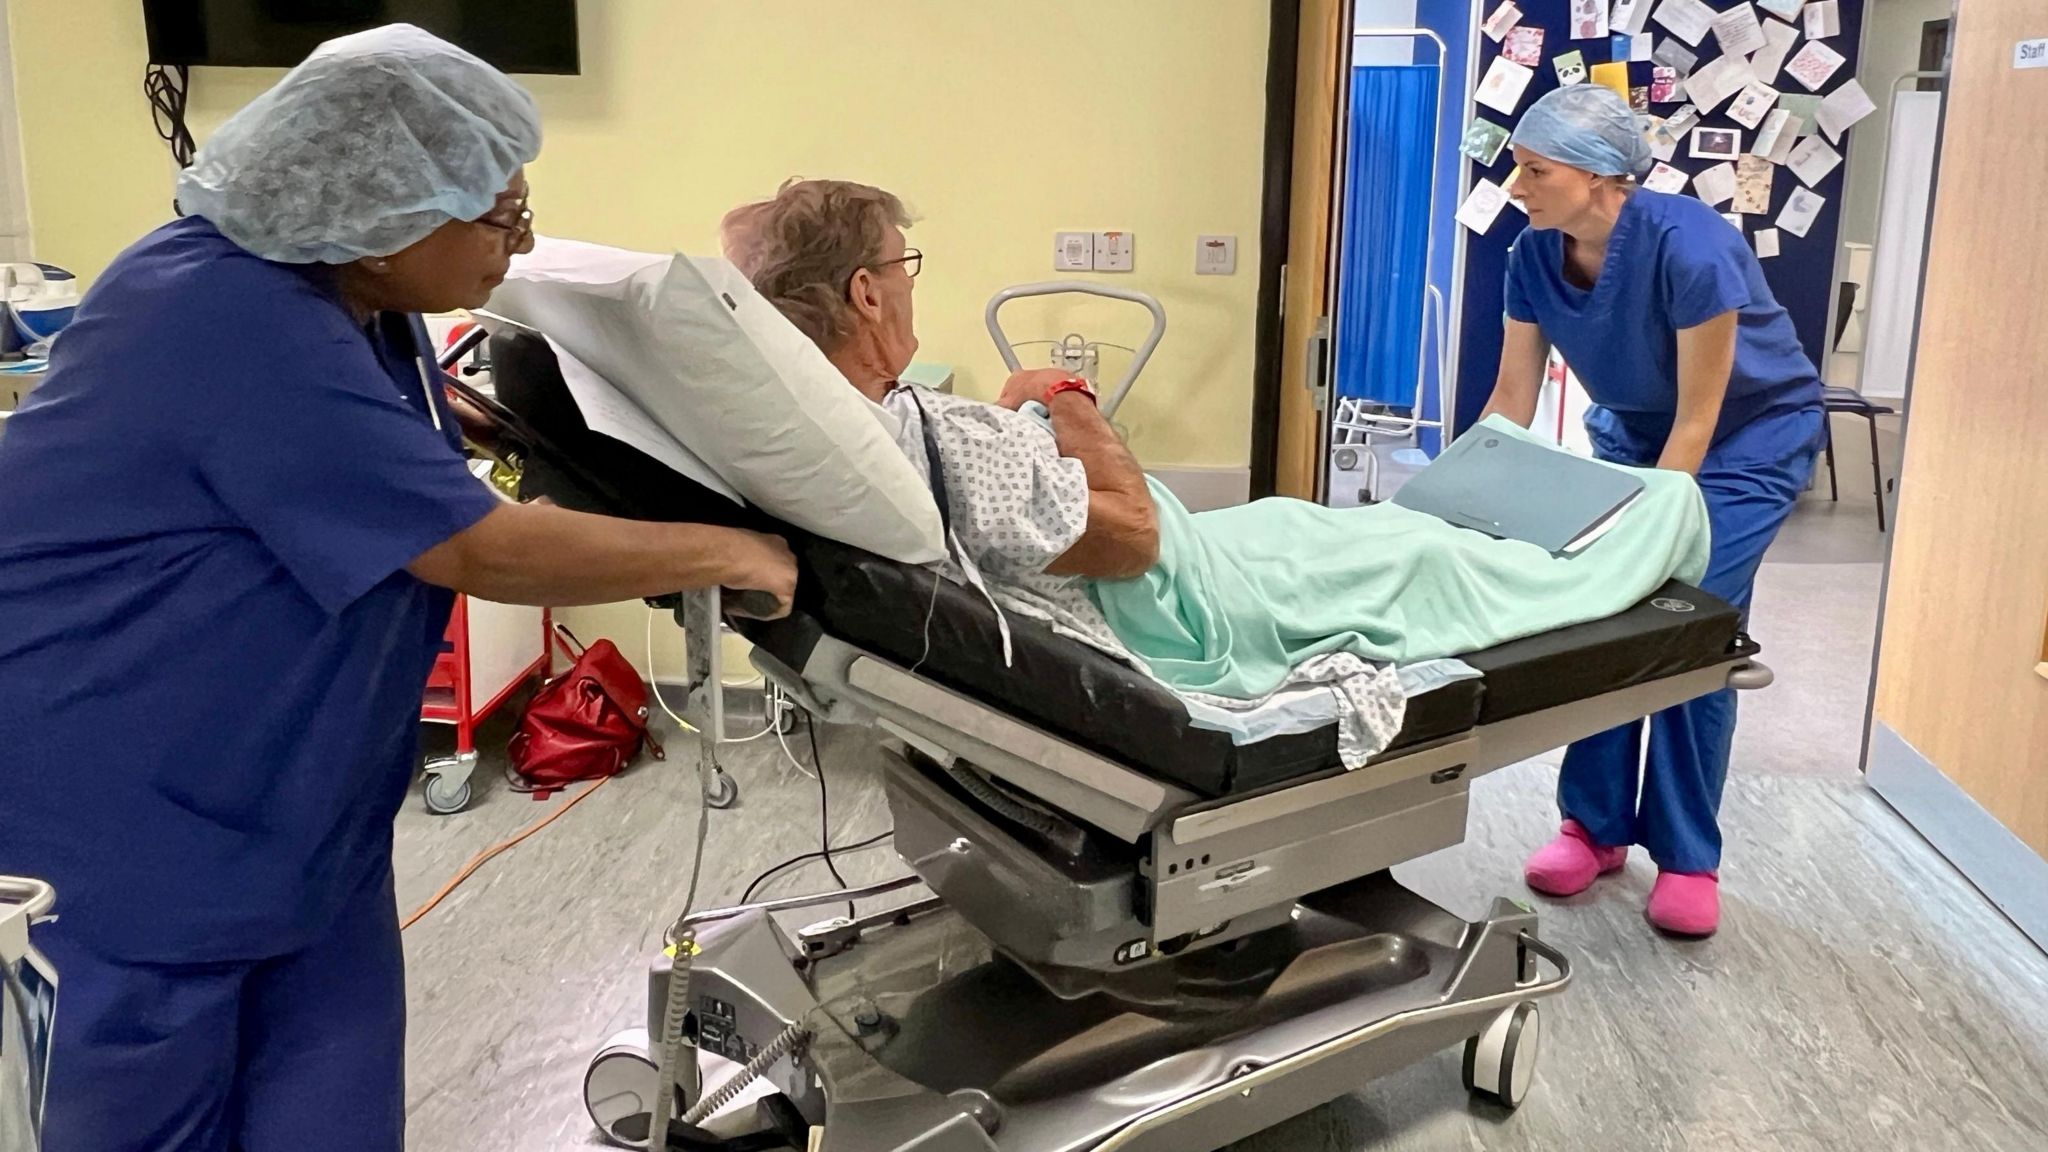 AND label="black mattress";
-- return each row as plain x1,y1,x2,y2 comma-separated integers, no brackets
738,538,1753,798
483,330,1755,800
